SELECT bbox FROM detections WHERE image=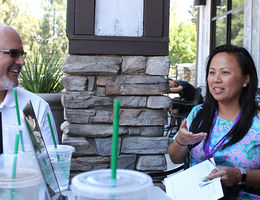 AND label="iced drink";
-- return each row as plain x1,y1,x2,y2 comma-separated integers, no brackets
0,153,42,200
38,150,60,193
70,169,153,200
3,125,34,153
47,144,75,191
0,169,41,200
